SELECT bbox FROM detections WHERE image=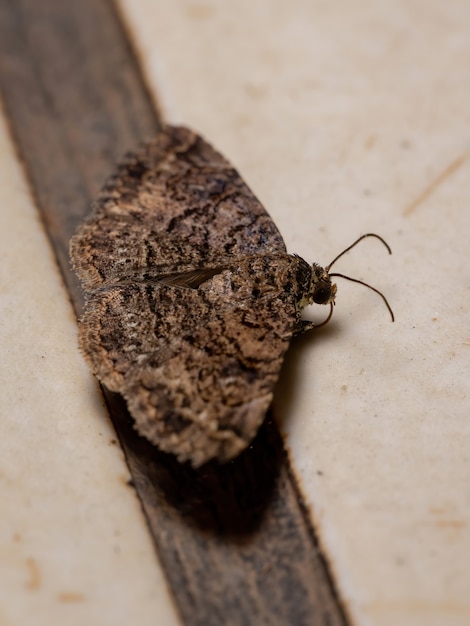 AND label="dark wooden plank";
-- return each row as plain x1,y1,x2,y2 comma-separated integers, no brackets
0,1,349,624
0,0,160,306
